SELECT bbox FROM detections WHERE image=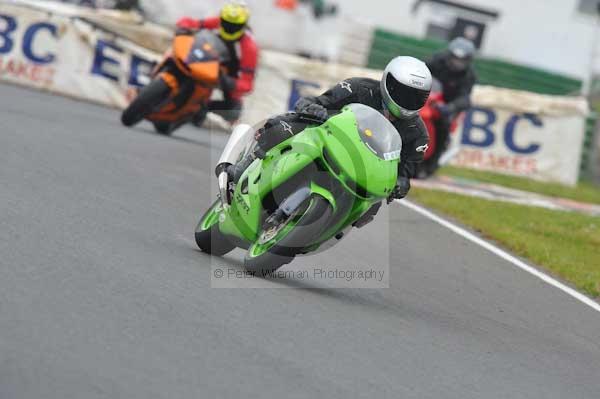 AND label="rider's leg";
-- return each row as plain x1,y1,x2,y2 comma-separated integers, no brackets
227,113,303,183
209,97,243,123
192,105,209,127
192,94,242,127
428,117,452,173
254,113,309,153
